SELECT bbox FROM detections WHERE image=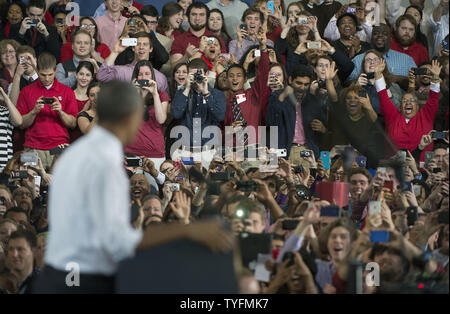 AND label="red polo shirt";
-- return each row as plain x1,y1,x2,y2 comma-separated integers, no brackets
221,51,271,145
17,79,78,150
125,90,170,158
170,28,227,56
390,37,429,67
